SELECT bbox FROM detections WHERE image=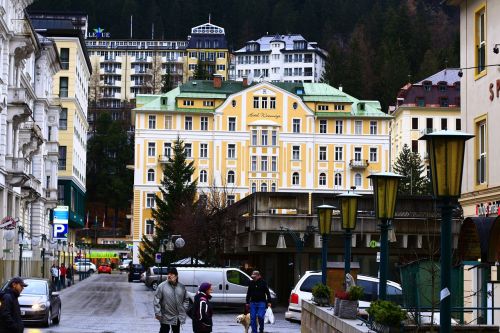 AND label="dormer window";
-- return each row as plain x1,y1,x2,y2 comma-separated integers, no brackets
246,42,259,52
358,102,365,111
423,81,432,92
293,40,306,50
438,81,447,92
